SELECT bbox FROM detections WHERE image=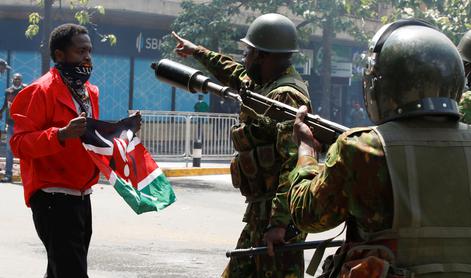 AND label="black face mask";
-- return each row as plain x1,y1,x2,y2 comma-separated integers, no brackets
246,61,263,85
55,62,93,90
